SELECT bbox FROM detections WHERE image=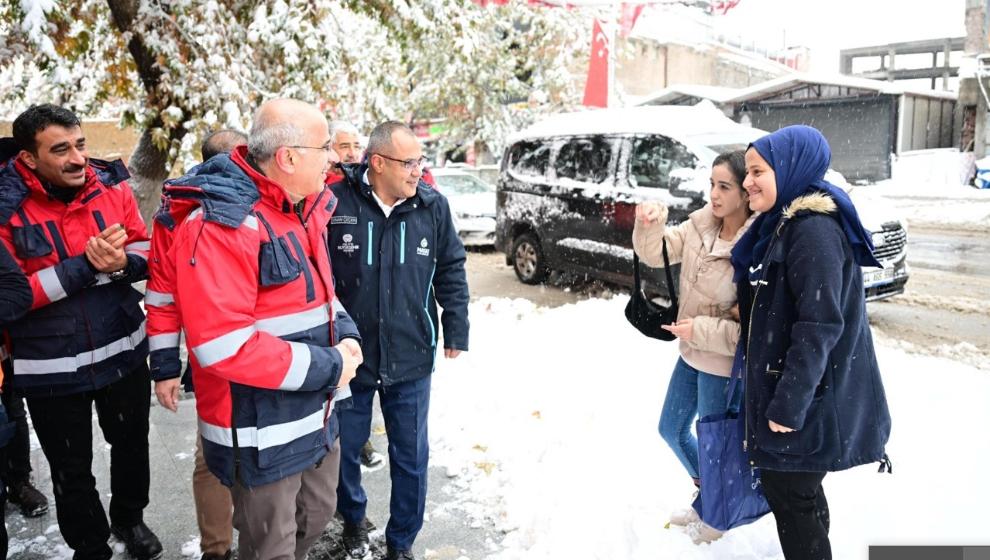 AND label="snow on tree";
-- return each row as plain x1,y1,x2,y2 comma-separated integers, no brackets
0,0,588,221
